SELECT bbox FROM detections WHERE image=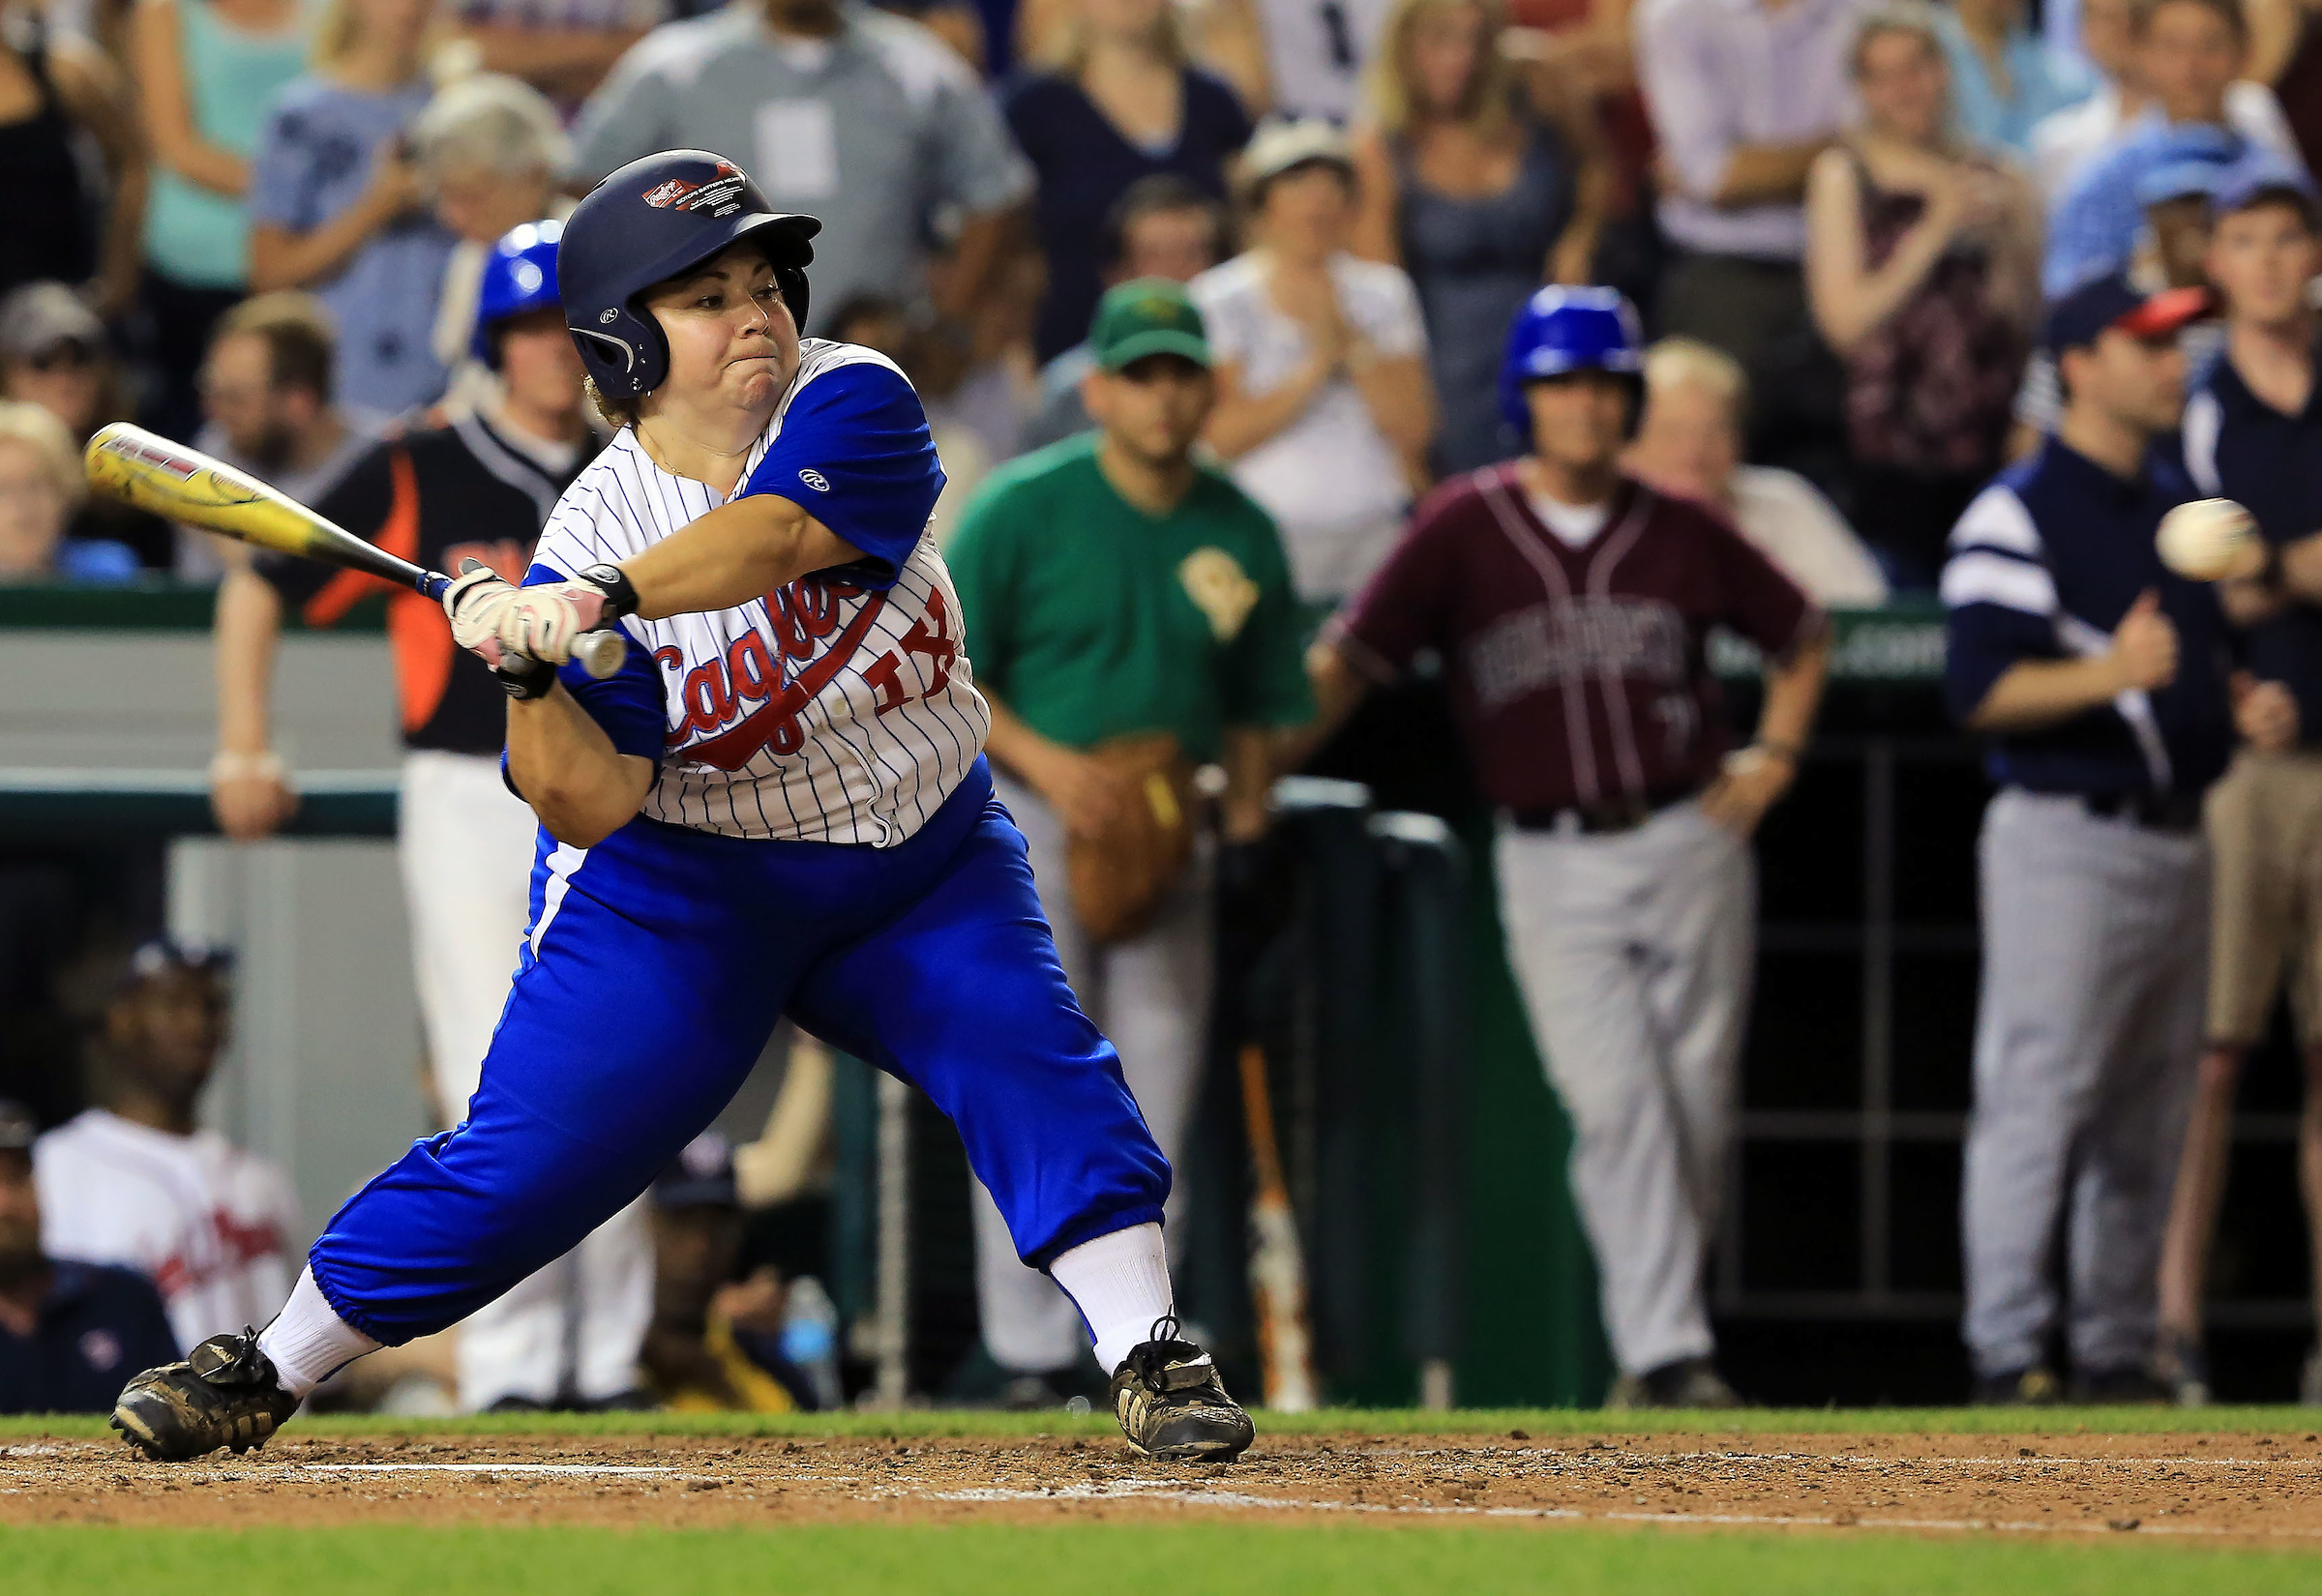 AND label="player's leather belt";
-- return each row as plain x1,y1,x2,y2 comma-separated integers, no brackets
2079,790,2204,833
1508,784,1703,836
